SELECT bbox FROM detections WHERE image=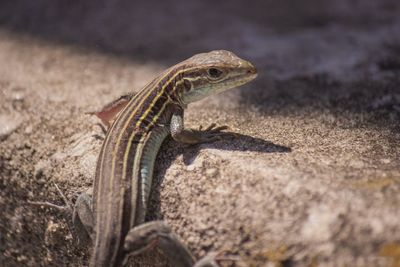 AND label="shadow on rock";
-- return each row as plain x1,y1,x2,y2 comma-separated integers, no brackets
181,132,291,165
147,132,291,220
